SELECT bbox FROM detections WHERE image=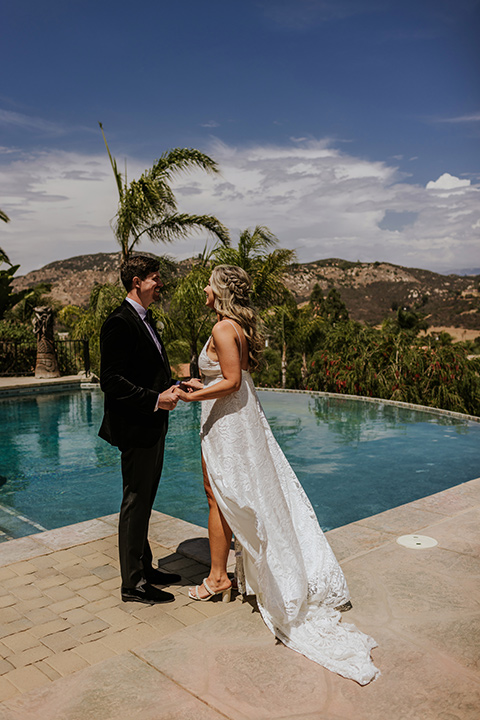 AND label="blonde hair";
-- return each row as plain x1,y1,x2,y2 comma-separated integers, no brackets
210,265,263,369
